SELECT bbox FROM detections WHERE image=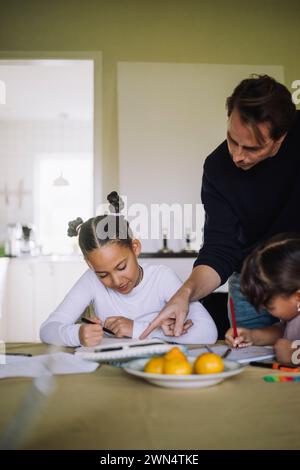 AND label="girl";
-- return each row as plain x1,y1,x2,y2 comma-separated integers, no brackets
40,192,218,347
225,233,300,365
